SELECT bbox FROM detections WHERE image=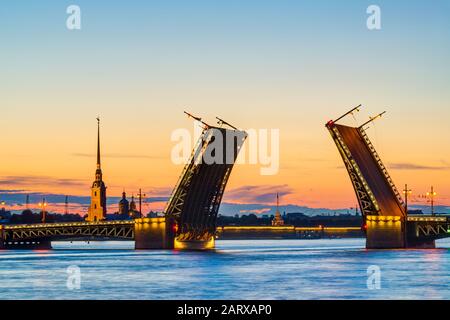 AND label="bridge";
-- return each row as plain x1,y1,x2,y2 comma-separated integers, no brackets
164,115,247,249
0,114,246,250
0,220,135,249
326,106,450,248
